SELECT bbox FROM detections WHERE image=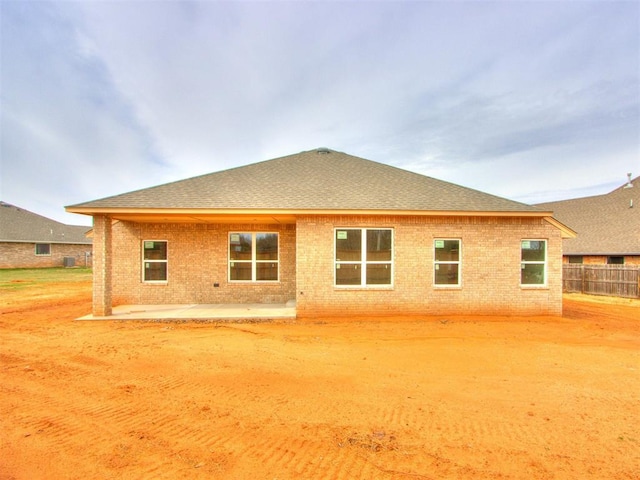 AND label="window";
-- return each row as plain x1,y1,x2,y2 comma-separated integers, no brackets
35,243,51,256
229,233,278,282
143,240,168,282
335,228,393,287
434,239,461,286
568,256,583,264
521,240,546,286
607,256,624,265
